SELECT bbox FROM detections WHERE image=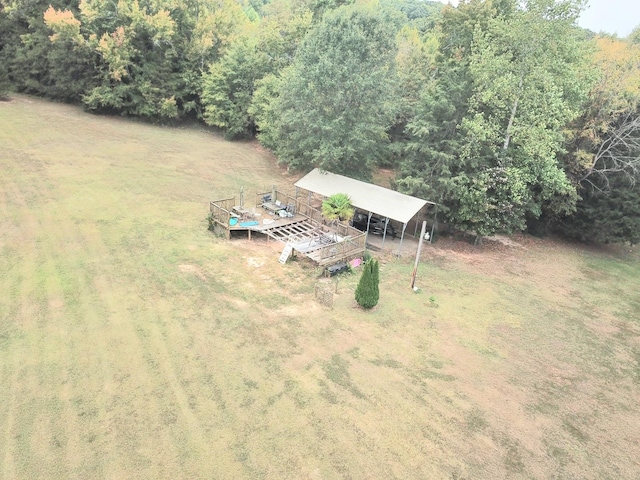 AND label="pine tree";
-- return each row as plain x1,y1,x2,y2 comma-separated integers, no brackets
355,259,379,309
557,174,640,245
372,258,379,286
